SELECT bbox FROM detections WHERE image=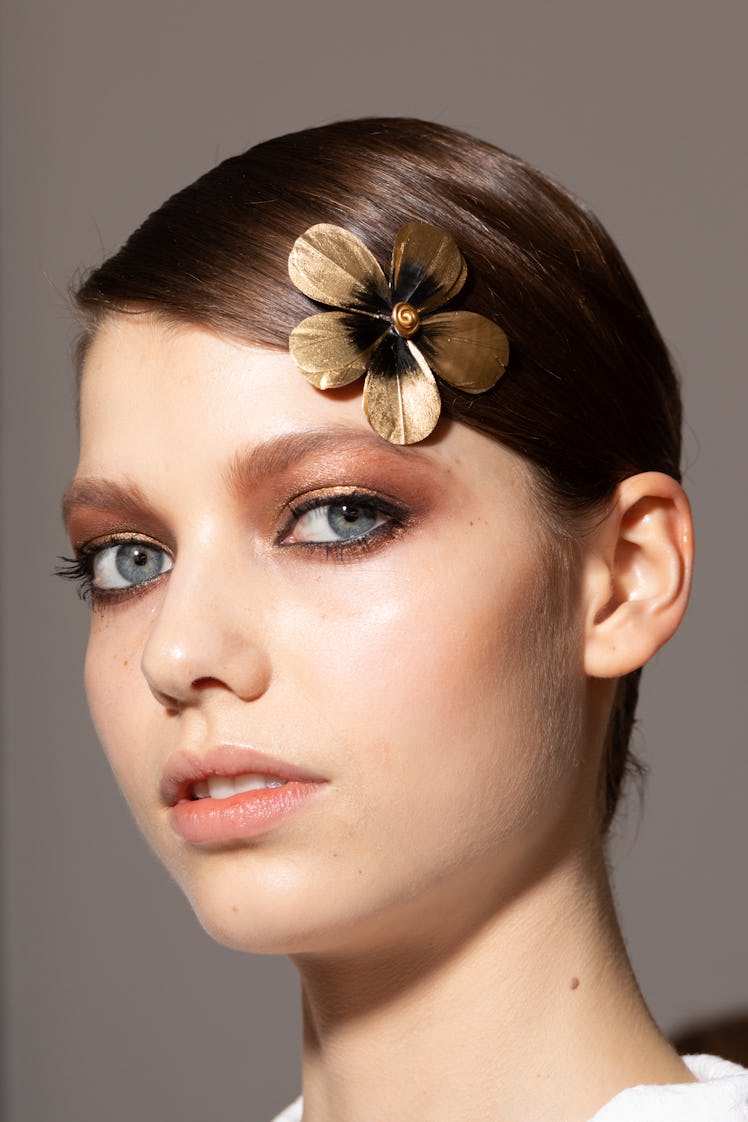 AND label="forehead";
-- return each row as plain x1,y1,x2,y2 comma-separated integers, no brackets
76,314,535,514
79,315,321,440
79,315,380,450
